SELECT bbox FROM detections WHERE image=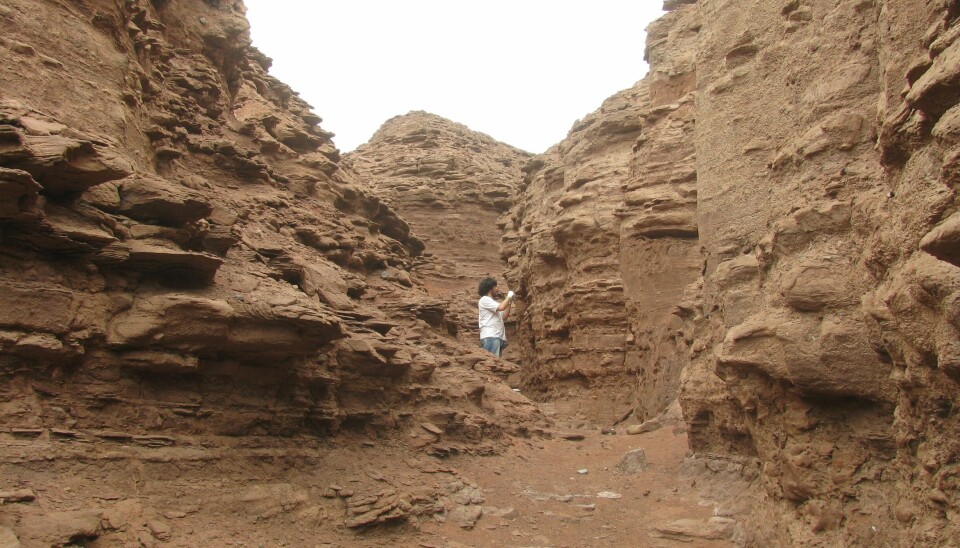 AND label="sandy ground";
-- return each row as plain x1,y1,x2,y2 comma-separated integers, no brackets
1,402,743,548
410,421,736,547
